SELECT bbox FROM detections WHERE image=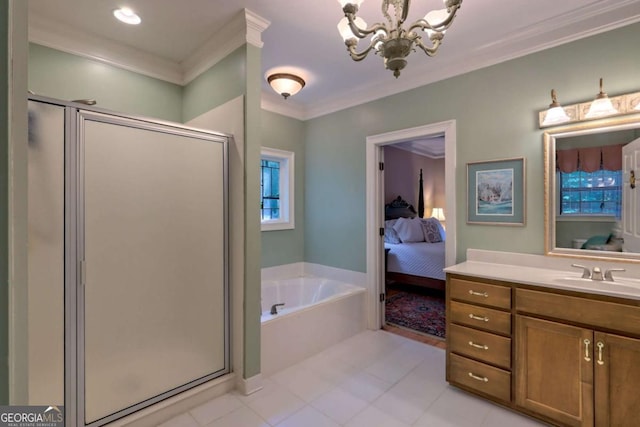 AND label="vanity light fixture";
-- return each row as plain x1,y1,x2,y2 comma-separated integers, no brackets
541,89,571,126
337,0,463,78
267,73,305,100
635,100,640,111
585,78,618,119
113,7,141,25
